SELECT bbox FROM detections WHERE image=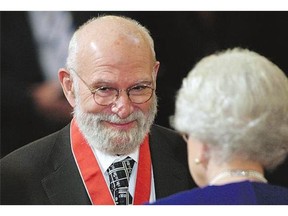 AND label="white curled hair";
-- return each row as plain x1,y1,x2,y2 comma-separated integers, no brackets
172,48,288,170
